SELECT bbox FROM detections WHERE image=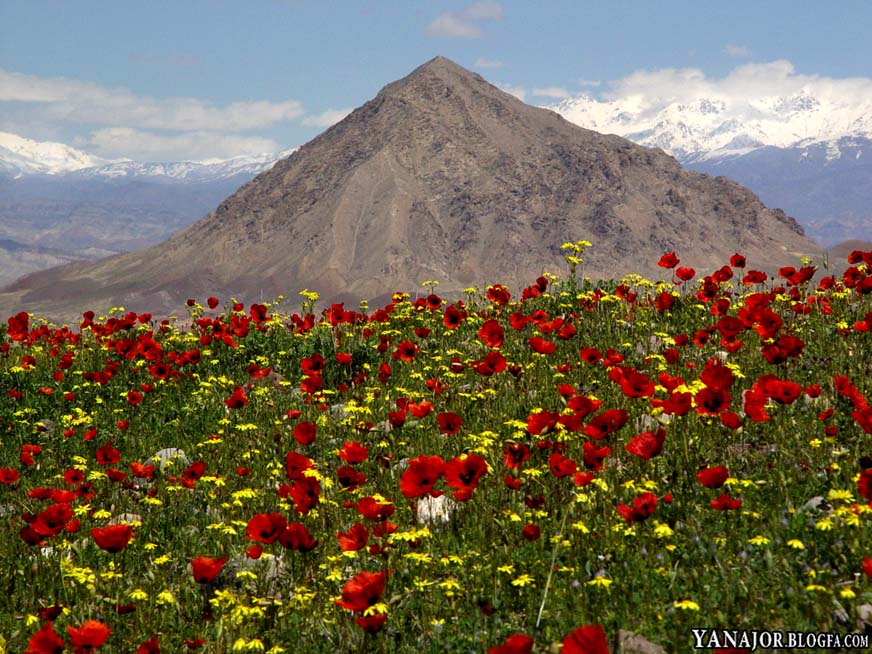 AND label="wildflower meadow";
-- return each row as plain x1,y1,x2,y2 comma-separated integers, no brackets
3,242,872,653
